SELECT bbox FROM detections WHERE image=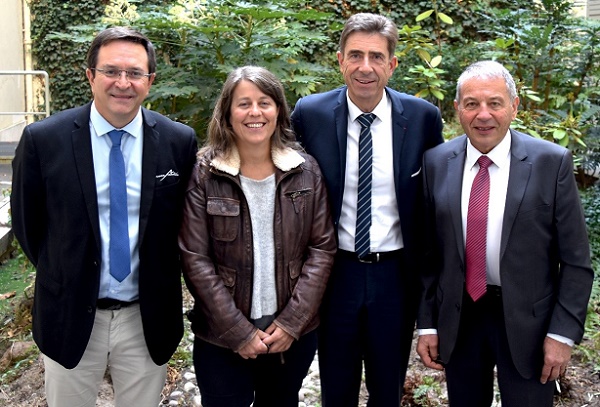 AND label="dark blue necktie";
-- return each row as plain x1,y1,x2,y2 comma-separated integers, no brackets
355,113,376,259
108,130,131,282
